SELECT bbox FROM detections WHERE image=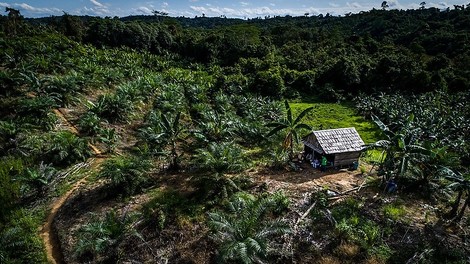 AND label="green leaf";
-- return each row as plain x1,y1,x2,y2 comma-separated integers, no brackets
371,114,389,133
285,100,292,125
293,106,314,126
266,124,288,137
294,123,311,131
